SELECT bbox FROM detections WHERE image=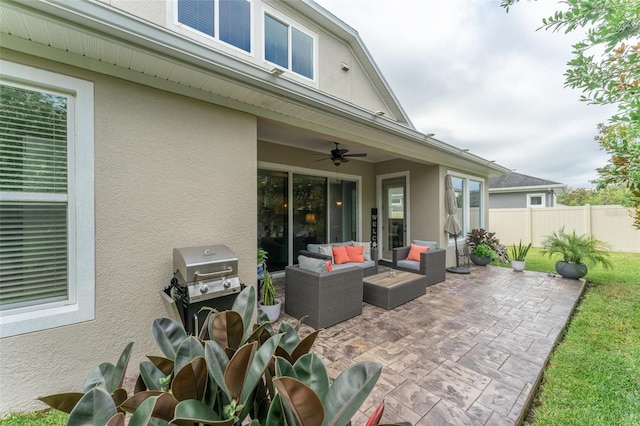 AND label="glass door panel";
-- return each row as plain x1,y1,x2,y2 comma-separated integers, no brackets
469,180,482,230
382,177,406,259
257,170,289,271
292,174,326,261
329,179,357,243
